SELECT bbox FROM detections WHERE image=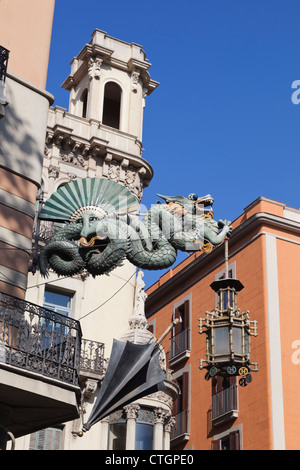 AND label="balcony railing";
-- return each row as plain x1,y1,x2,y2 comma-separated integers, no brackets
80,338,105,377
0,46,9,83
212,384,239,424
169,328,191,362
170,410,190,442
0,292,82,387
